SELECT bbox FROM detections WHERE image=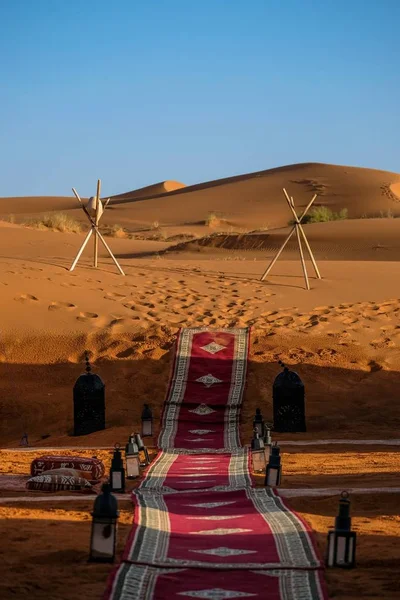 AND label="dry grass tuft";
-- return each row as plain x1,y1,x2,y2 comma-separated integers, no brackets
108,224,128,238
206,212,226,228
24,212,82,233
